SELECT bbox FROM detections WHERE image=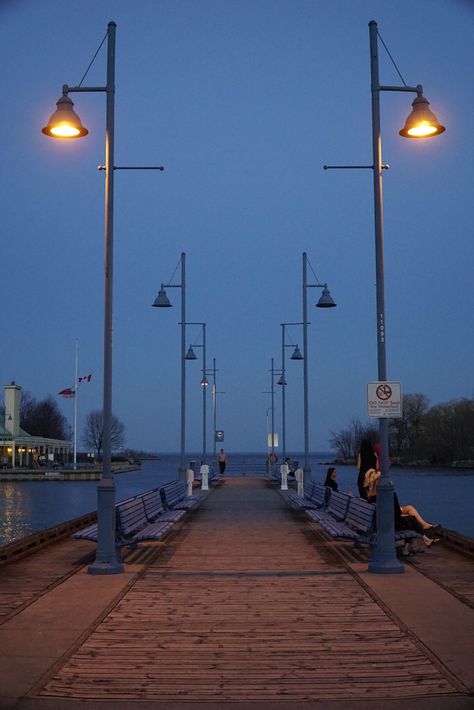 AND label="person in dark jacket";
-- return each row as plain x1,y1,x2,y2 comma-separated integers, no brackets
324,467,338,491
